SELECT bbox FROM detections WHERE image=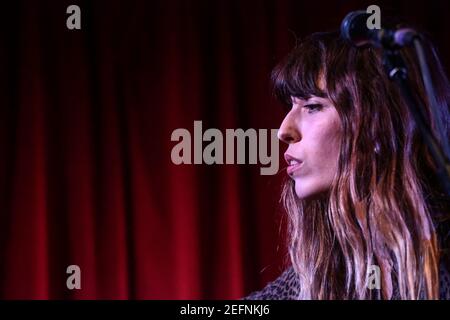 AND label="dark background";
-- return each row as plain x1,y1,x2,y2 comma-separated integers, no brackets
0,0,449,299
